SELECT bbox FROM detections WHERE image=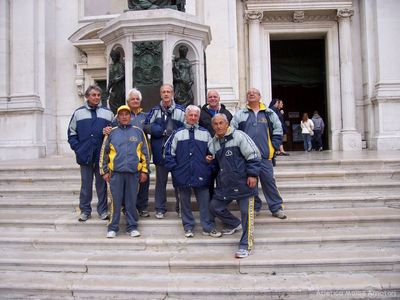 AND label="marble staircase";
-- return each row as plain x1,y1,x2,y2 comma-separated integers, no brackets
0,151,399,299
